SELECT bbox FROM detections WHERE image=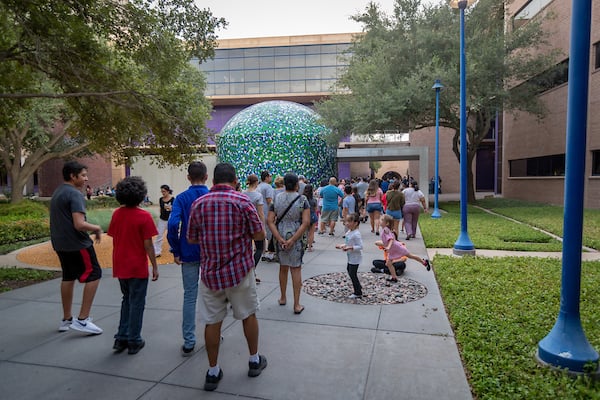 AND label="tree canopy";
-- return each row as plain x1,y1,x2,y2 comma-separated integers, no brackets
316,0,560,202
0,0,226,201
